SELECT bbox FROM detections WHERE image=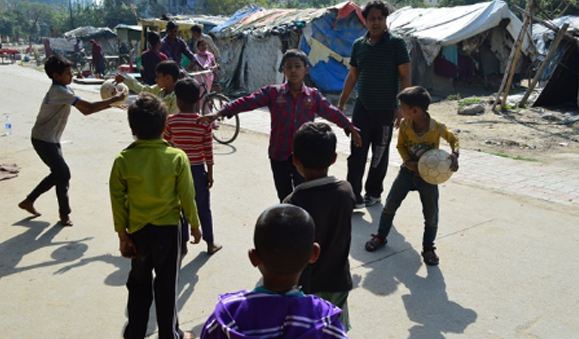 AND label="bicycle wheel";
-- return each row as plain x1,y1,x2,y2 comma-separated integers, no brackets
203,93,240,144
